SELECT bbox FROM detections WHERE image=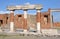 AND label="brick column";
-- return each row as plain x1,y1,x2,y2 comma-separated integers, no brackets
10,10,14,32
48,9,51,23
23,10,27,32
48,8,52,28
36,9,41,33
